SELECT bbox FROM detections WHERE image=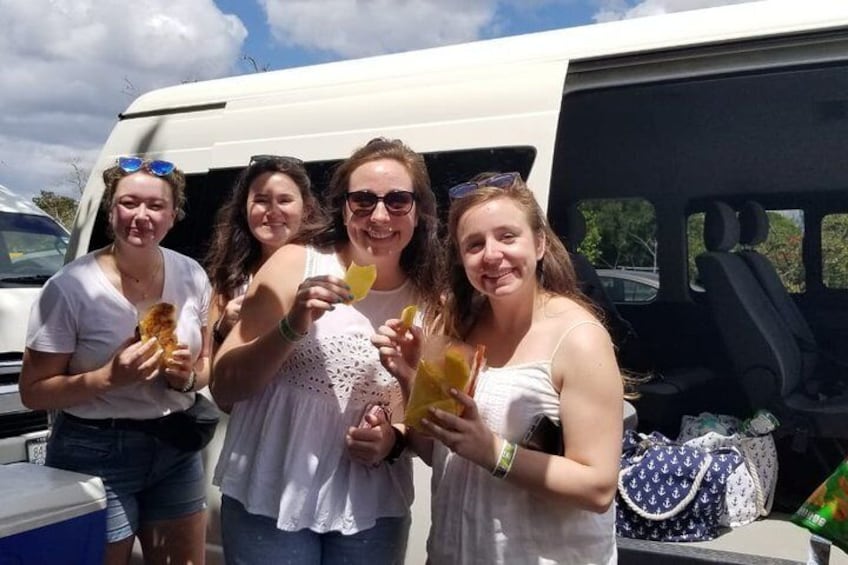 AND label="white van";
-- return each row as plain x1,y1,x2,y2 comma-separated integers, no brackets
0,185,69,465
67,3,848,564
